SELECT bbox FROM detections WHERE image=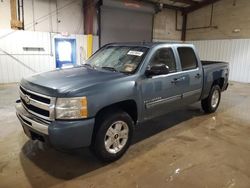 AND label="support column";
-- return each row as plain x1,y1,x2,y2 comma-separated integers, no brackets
181,14,187,41
84,0,95,58
10,0,23,29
